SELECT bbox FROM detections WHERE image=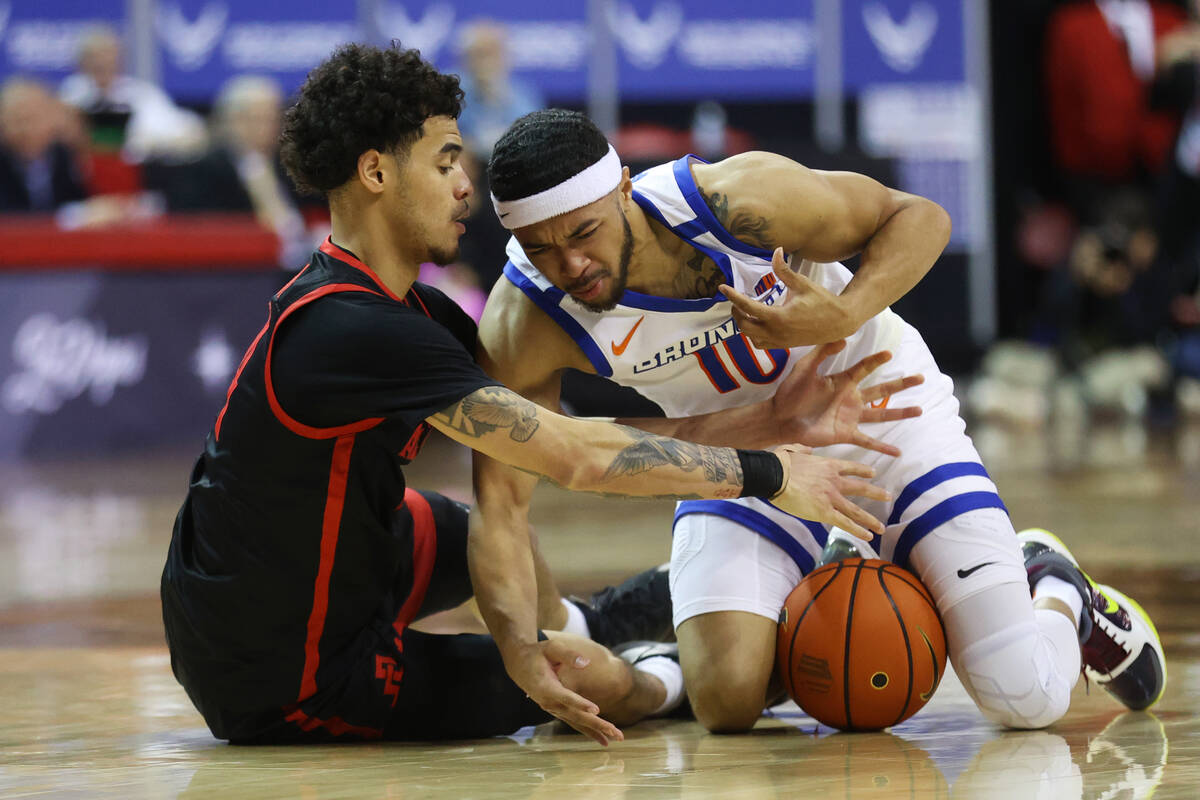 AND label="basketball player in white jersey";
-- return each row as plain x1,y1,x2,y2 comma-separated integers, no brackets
473,109,1166,734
